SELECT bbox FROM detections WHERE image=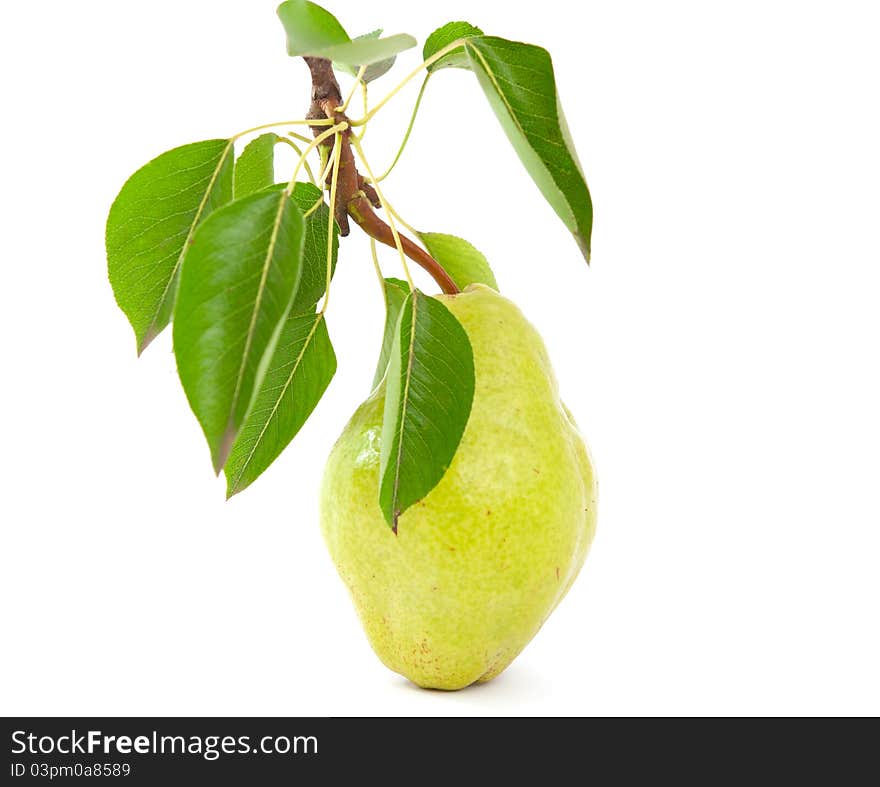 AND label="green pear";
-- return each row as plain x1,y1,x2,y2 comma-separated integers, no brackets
320,284,597,690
